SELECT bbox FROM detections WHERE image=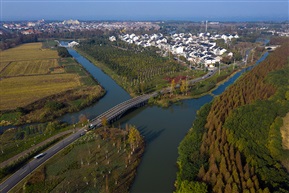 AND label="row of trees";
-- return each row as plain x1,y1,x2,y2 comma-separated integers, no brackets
78,37,183,94
176,37,289,193
0,33,38,50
